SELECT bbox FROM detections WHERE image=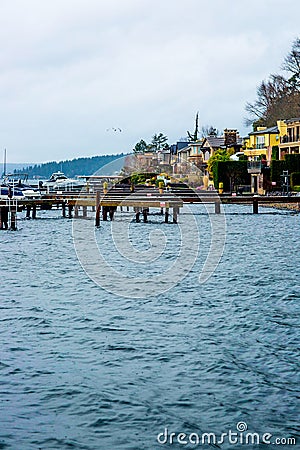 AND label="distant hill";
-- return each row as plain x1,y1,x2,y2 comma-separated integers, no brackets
14,154,127,178
2,163,34,175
